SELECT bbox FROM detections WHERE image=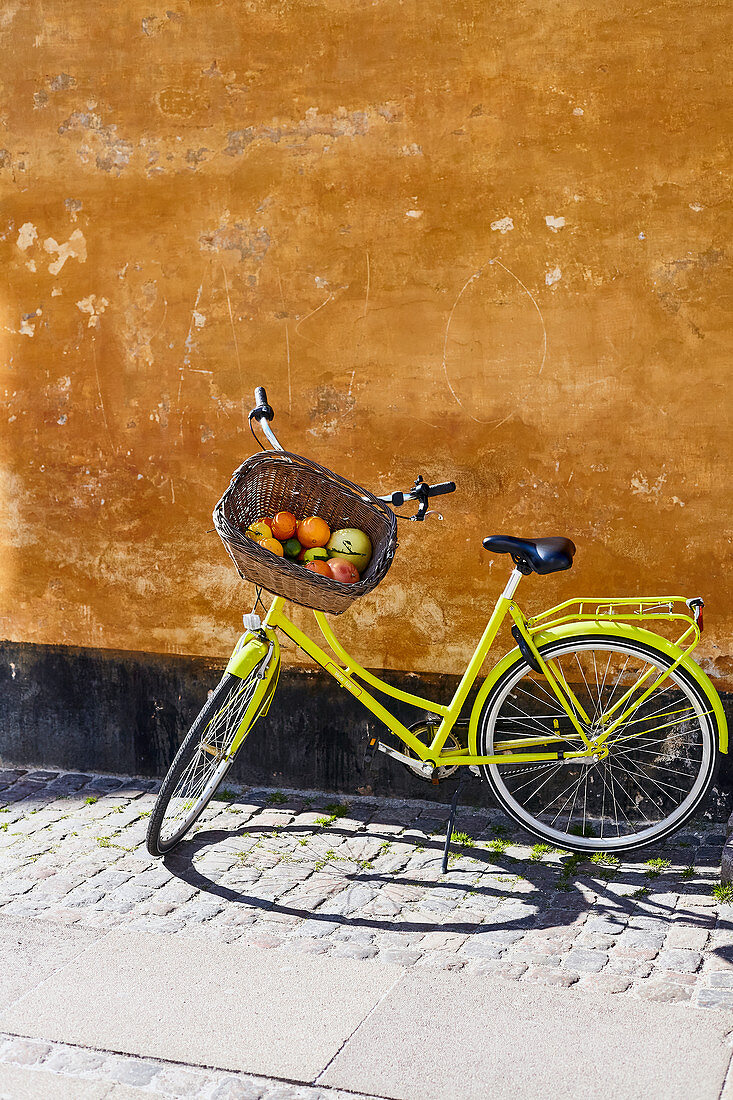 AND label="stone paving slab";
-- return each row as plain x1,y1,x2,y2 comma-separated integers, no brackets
0,769,730,1010
320,967,733,1100
0,929,400,1082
